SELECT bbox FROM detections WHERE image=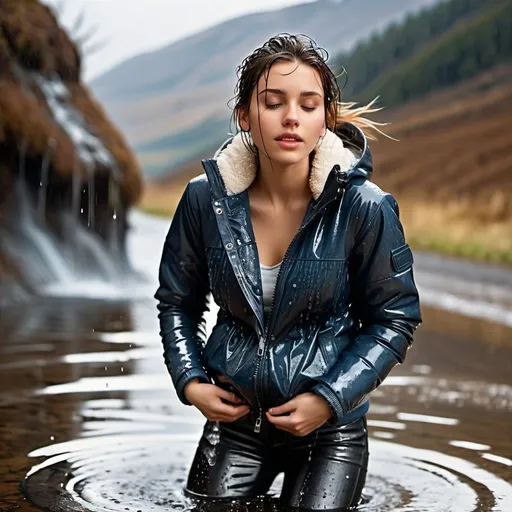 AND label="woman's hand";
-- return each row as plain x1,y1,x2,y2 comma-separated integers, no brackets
266,392,332,436
184,378,251,422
